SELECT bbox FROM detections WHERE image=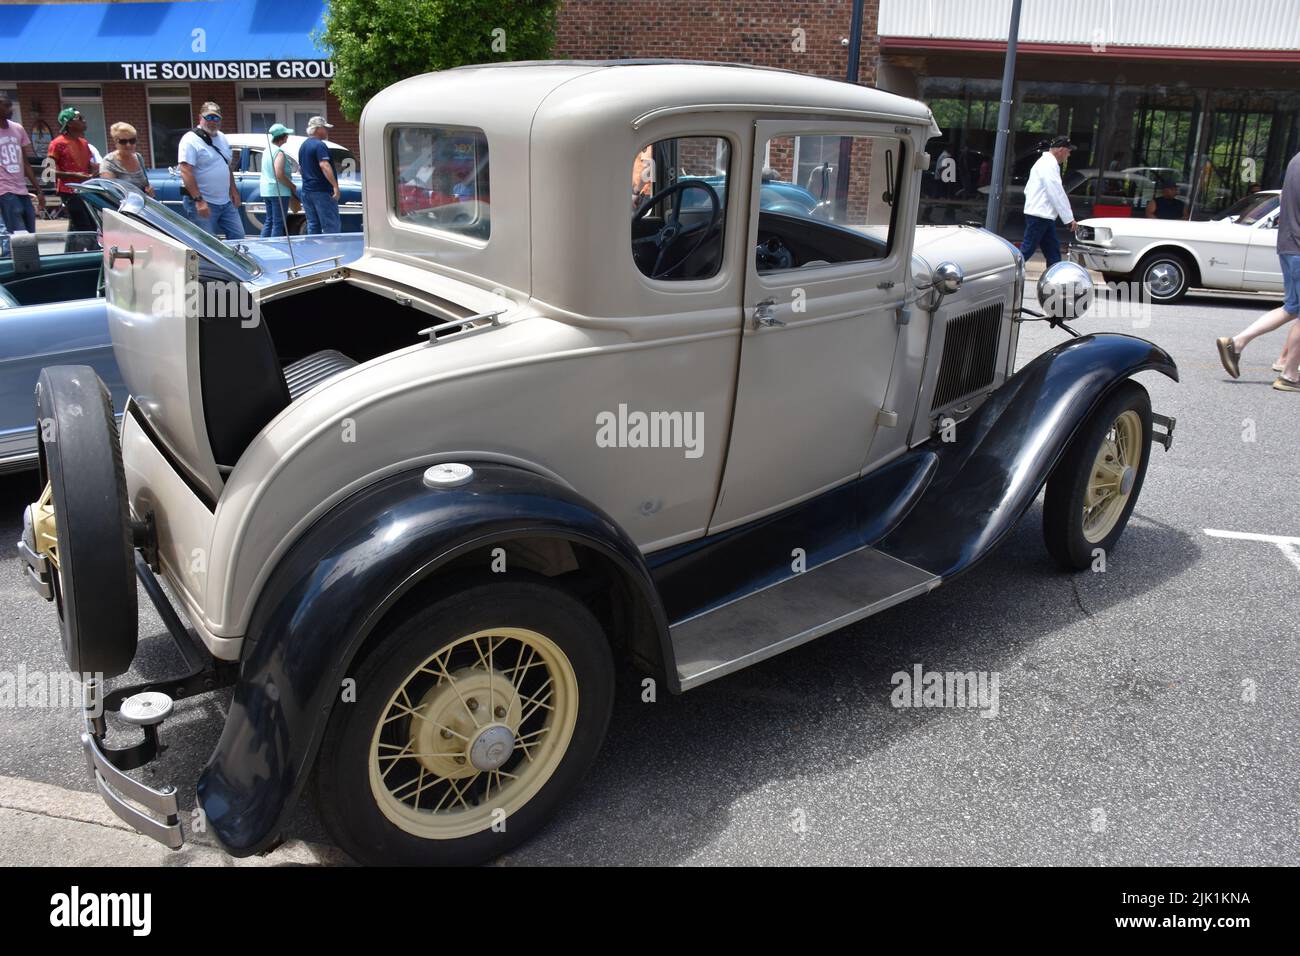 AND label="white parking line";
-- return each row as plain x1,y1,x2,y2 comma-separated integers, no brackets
1203,528,1300,575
